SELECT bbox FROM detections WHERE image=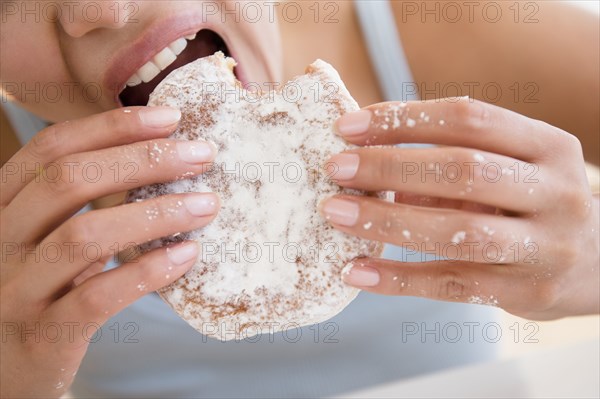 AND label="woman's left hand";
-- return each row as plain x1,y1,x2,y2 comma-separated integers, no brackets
320,97,599,321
